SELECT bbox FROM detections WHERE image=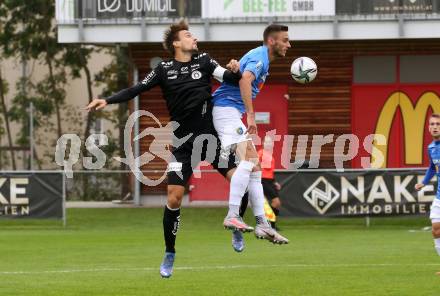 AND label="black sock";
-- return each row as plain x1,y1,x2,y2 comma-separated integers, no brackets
239,192,249,218
163,206,180,253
